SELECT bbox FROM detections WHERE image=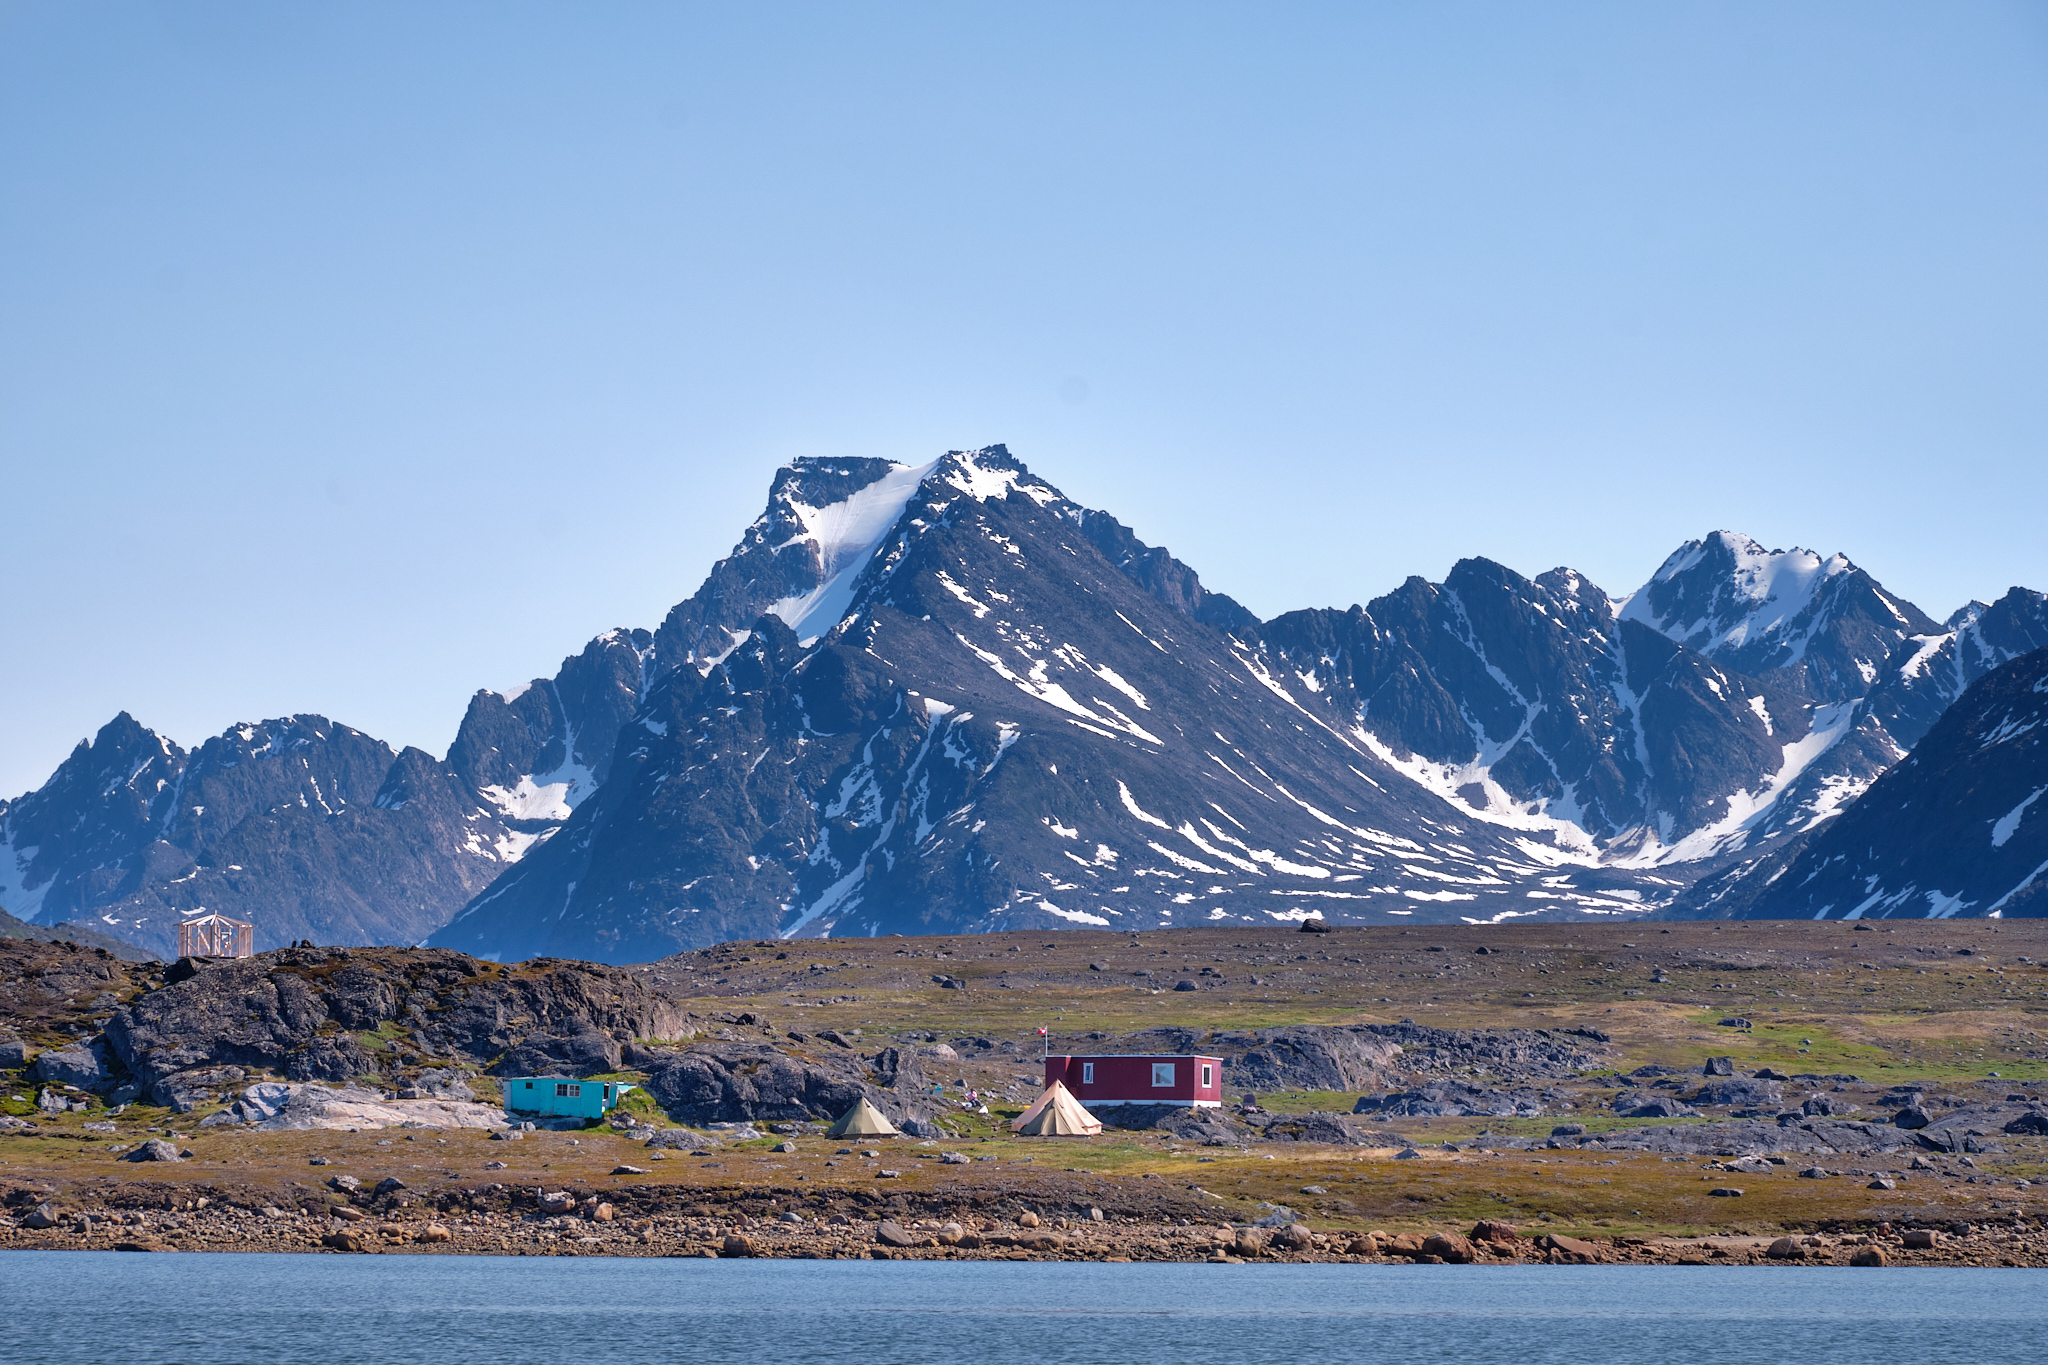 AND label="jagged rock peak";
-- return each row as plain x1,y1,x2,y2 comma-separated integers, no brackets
1621,531,1856,651
1619,530,1936,703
